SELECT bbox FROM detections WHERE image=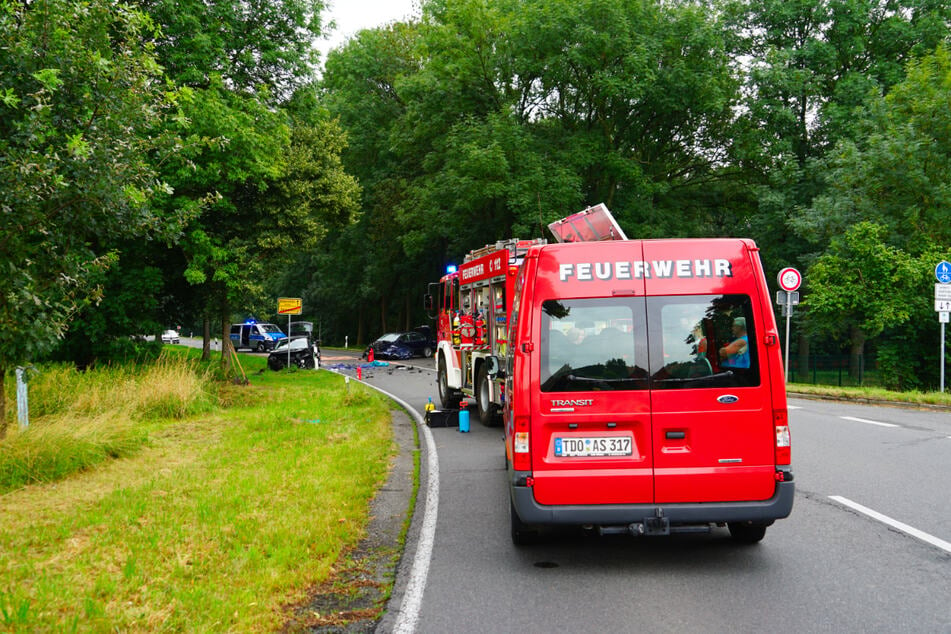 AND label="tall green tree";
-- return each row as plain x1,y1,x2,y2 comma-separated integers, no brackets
0,0,183,431
805,222,919,382
131,0,361,367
